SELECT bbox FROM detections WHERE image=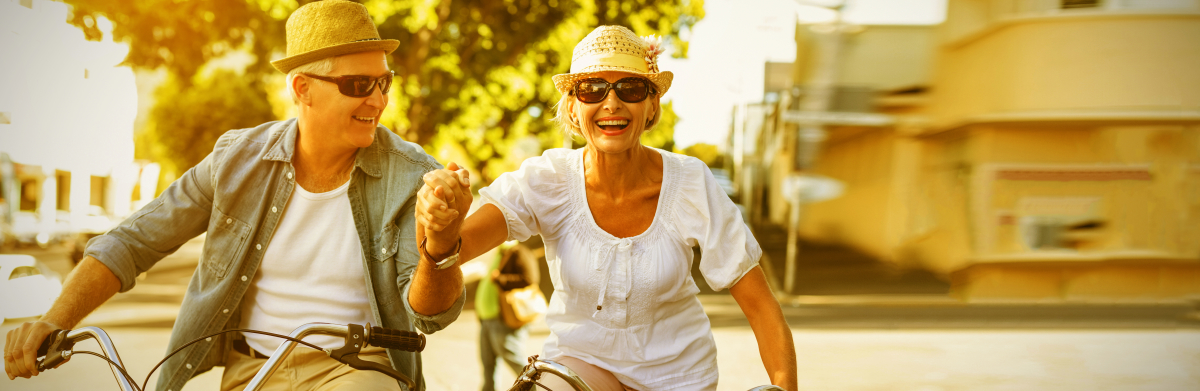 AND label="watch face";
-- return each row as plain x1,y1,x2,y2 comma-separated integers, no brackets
435,253,460,270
